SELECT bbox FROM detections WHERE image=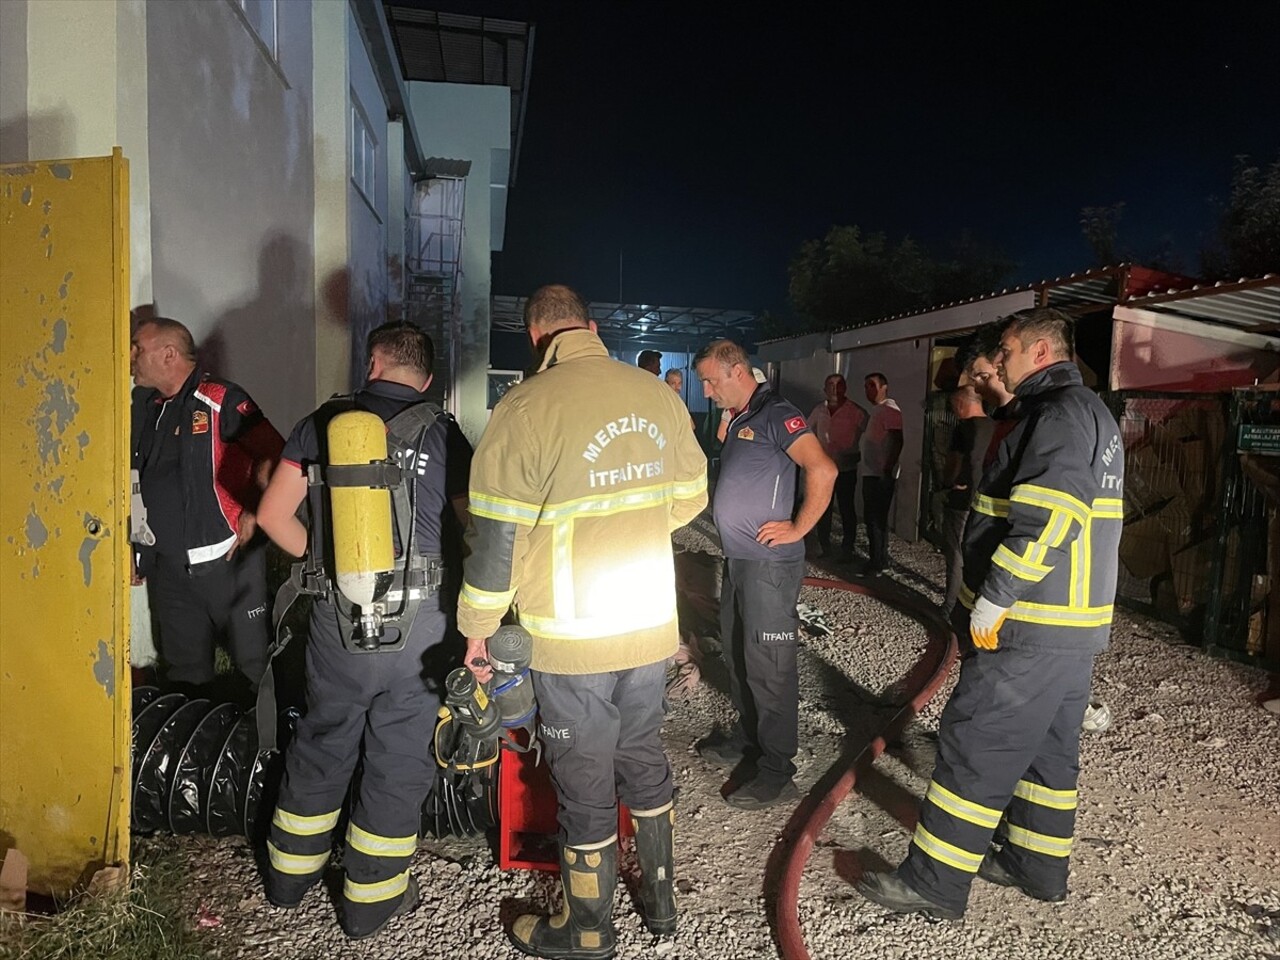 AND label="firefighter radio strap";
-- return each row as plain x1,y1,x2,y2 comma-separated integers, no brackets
257,397,448,753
